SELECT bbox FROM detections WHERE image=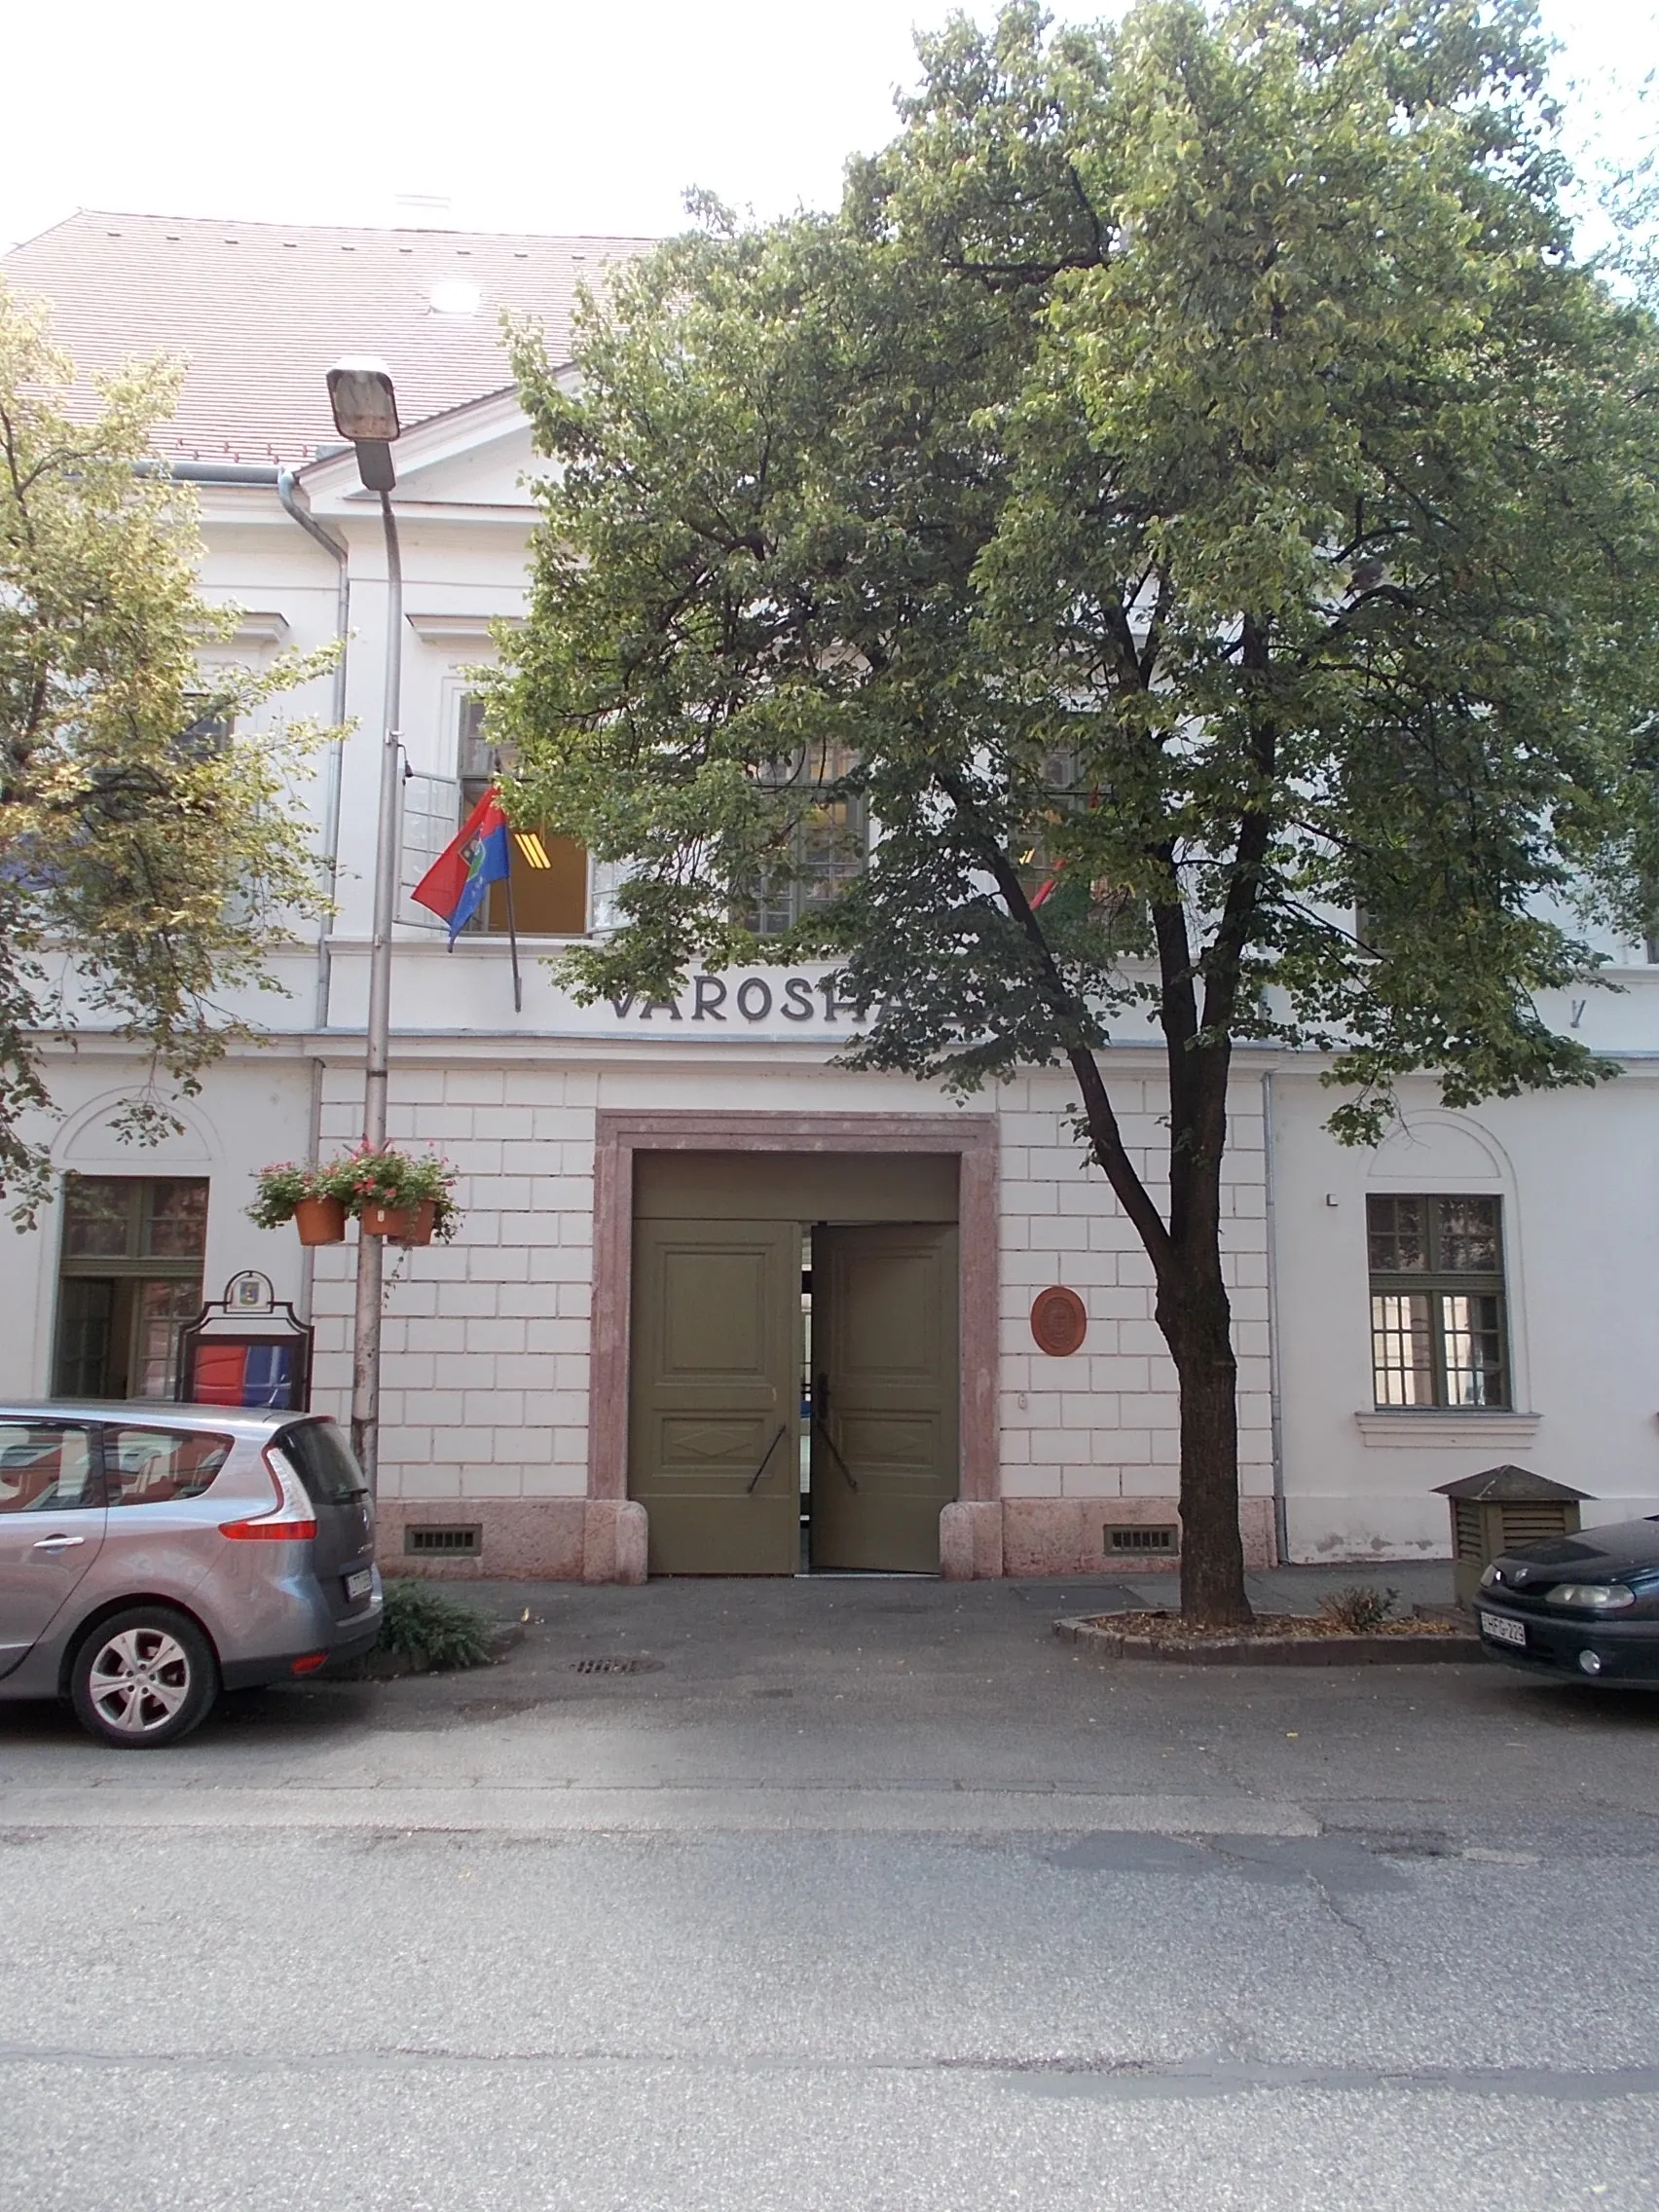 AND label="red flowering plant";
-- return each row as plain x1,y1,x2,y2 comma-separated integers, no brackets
336,1145,461,1241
